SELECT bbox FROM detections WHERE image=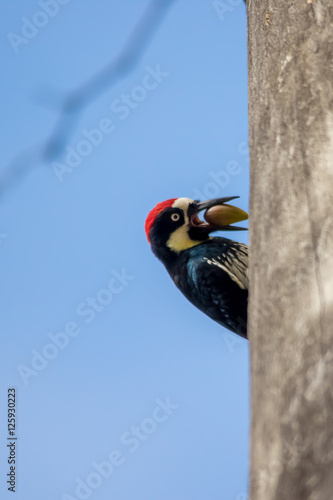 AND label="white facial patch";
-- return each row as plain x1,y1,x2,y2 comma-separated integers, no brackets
167,198,202,252
171,198,194,212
